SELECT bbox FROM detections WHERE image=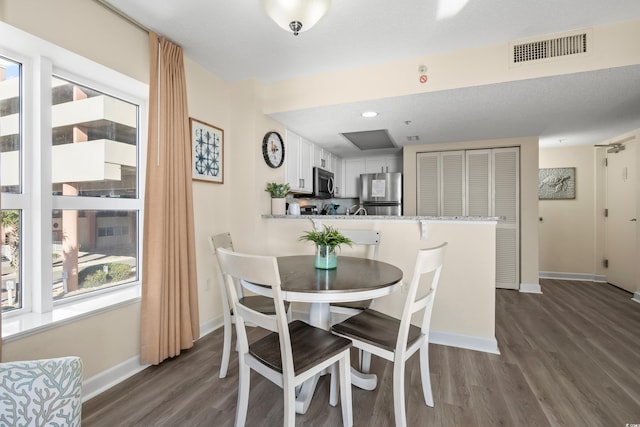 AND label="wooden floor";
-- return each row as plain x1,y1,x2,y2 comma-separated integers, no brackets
82,279,640,426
